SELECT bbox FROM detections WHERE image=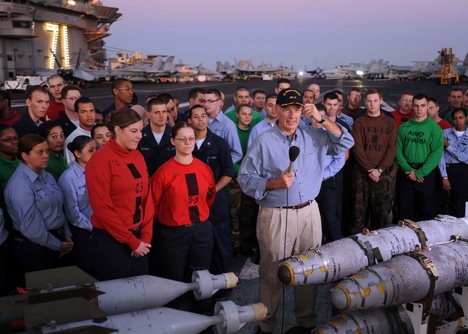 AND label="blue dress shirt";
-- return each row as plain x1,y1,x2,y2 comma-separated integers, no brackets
438,128,468,177
4,163,71,251
323,153,346,180
247,119,275,149
58,162,93,232
337,113,354,131
238,124,354,207
208,111,243,163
